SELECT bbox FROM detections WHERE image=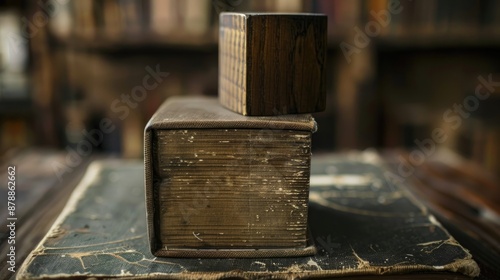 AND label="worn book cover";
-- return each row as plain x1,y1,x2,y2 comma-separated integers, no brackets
18,153,479,279
144,96,317,257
